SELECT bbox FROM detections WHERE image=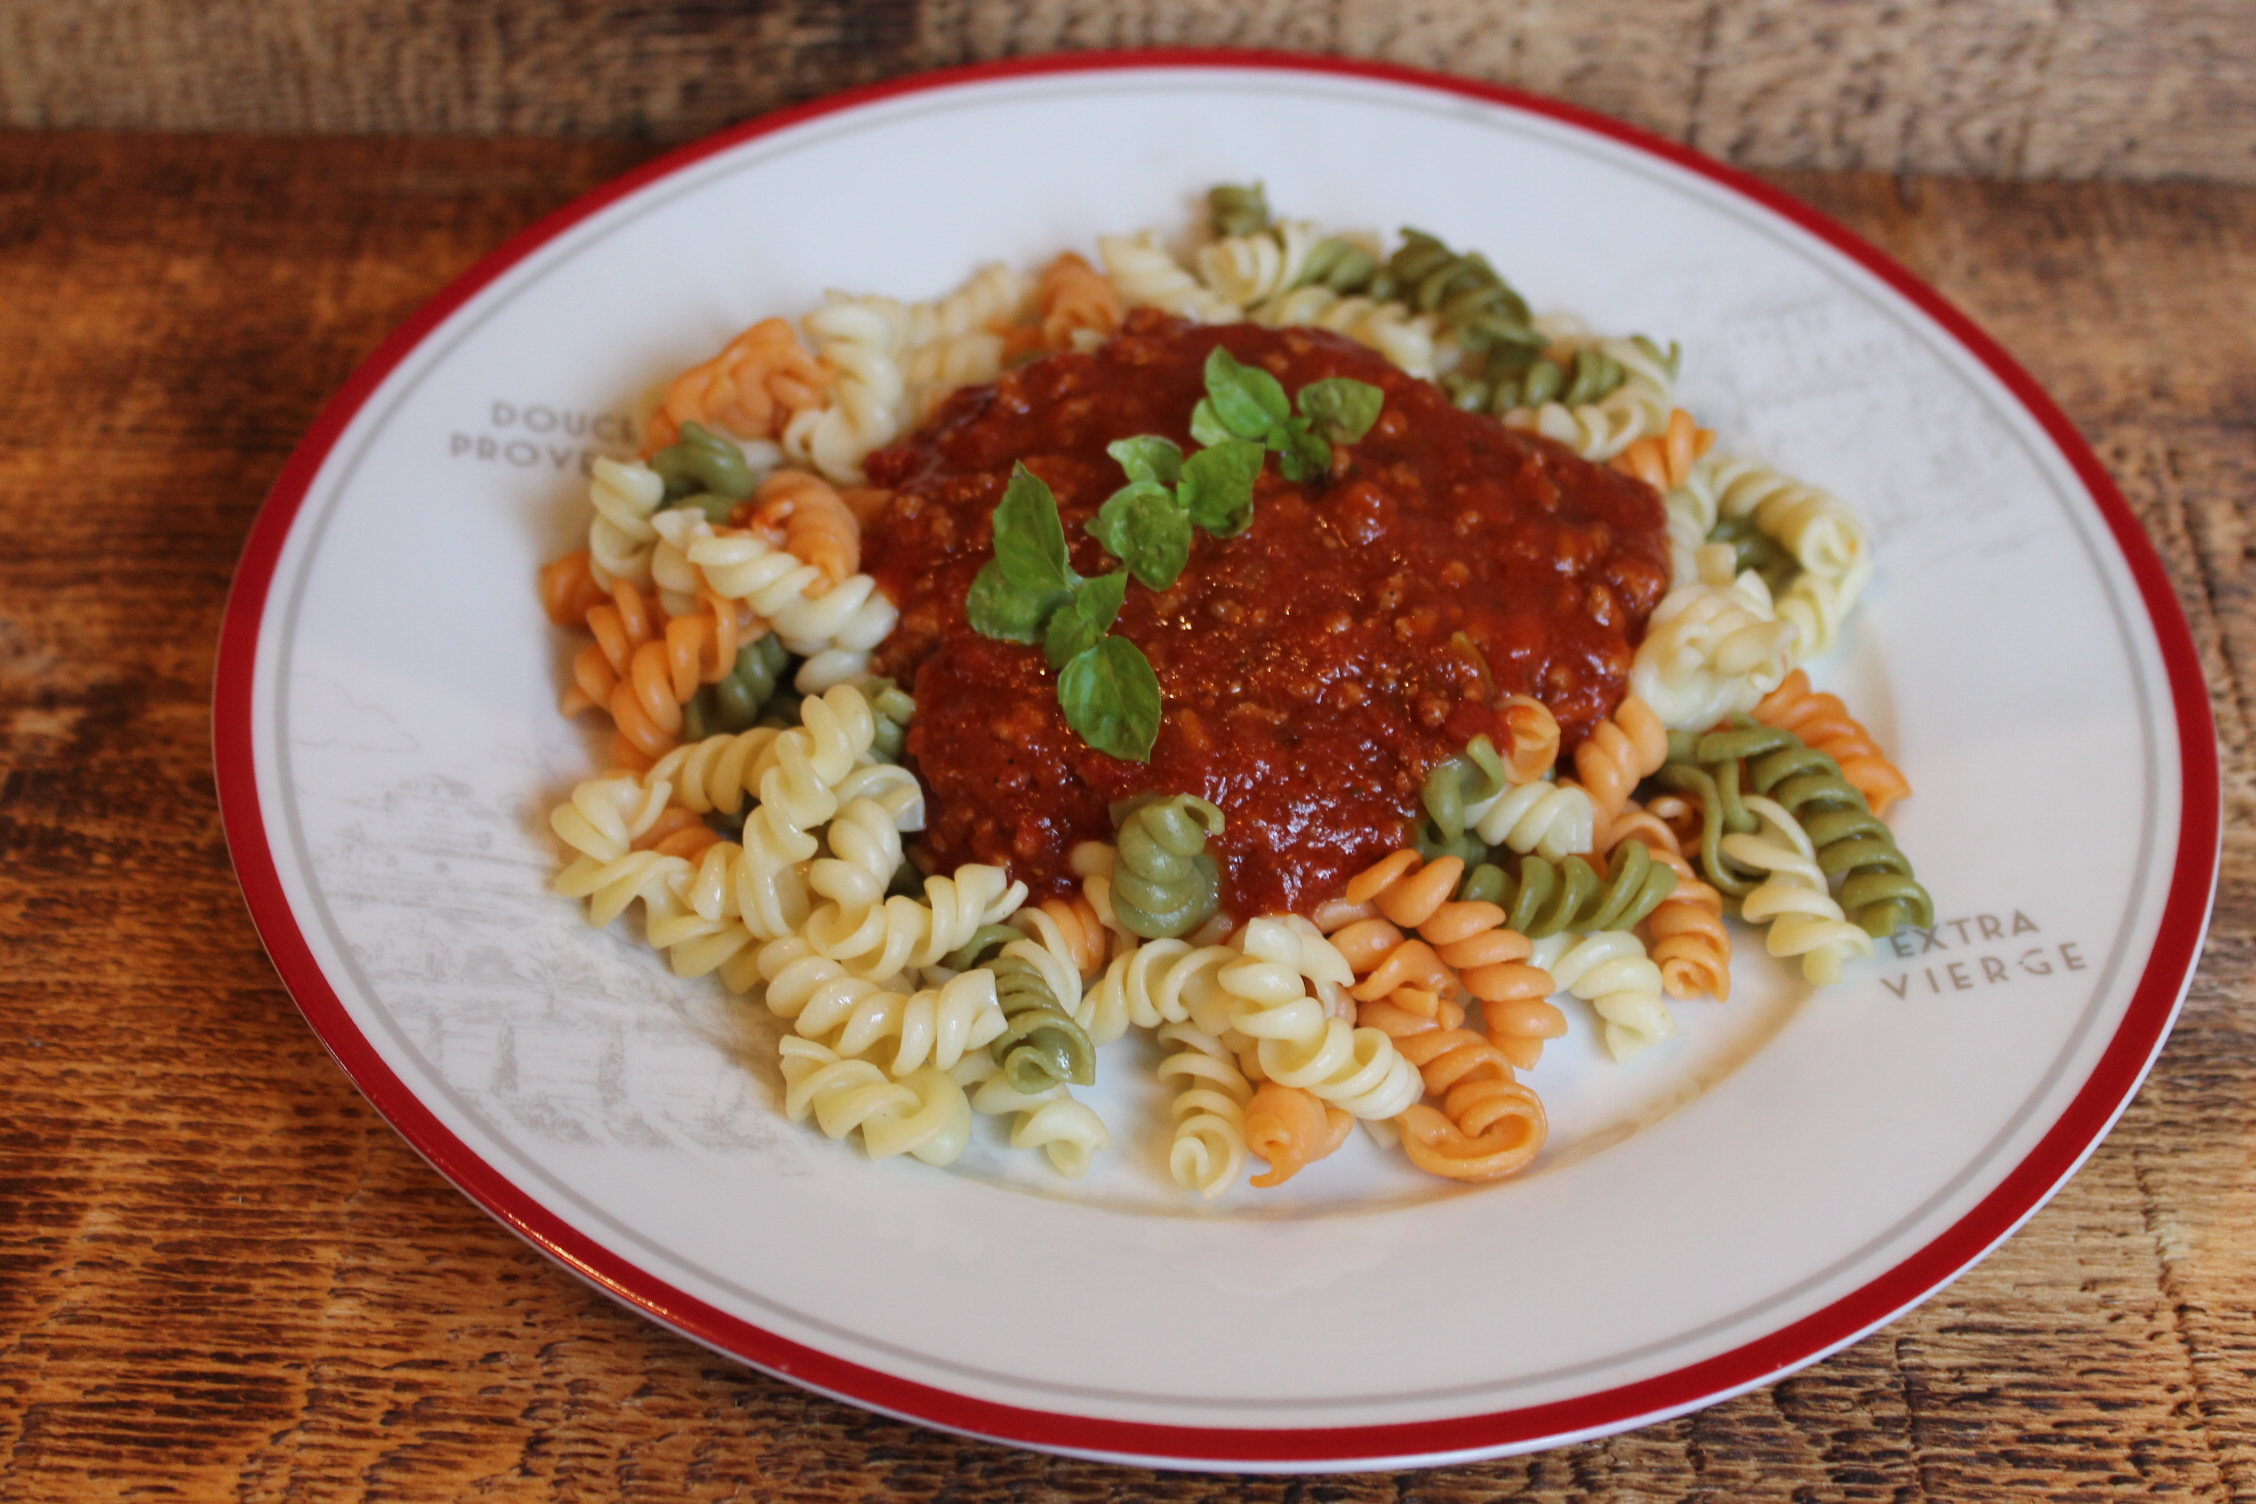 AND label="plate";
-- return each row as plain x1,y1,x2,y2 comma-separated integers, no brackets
214,52,2220,1472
